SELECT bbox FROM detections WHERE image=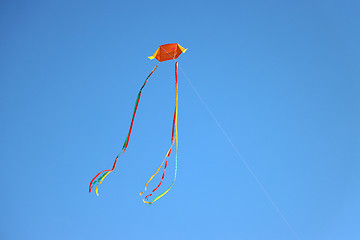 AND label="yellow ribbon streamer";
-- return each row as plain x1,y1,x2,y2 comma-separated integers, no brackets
141,61,179,204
